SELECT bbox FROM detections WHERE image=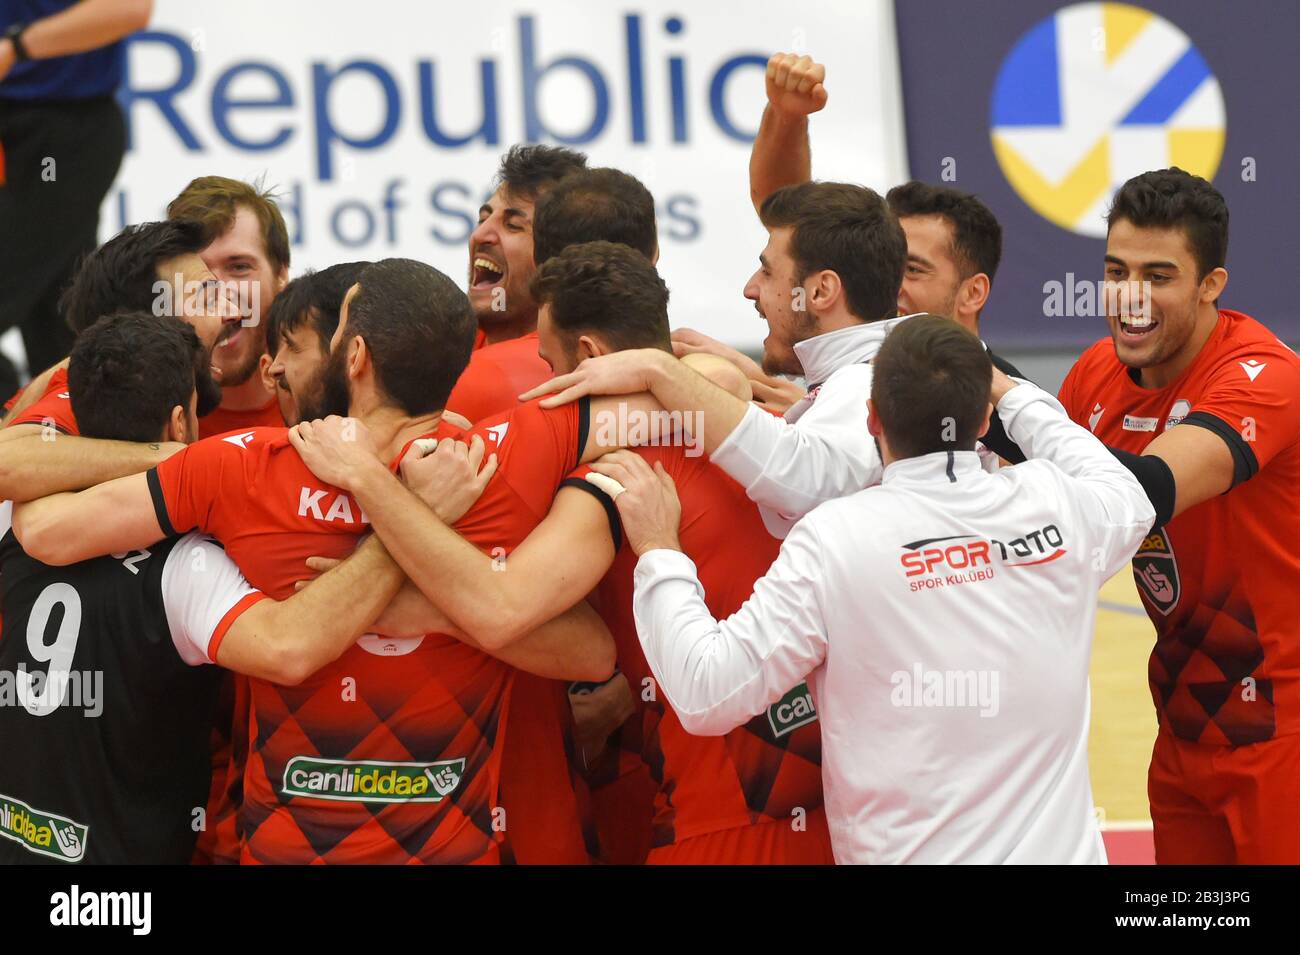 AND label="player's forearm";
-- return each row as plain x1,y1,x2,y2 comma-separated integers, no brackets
11,473,163,566
253,536,405,685
473,601,616,682
749,106,811,212
363,572,614,680
348,463,527,644
19,0,152,60
369,579,462,639
644,352,750,456
0,432,174,502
